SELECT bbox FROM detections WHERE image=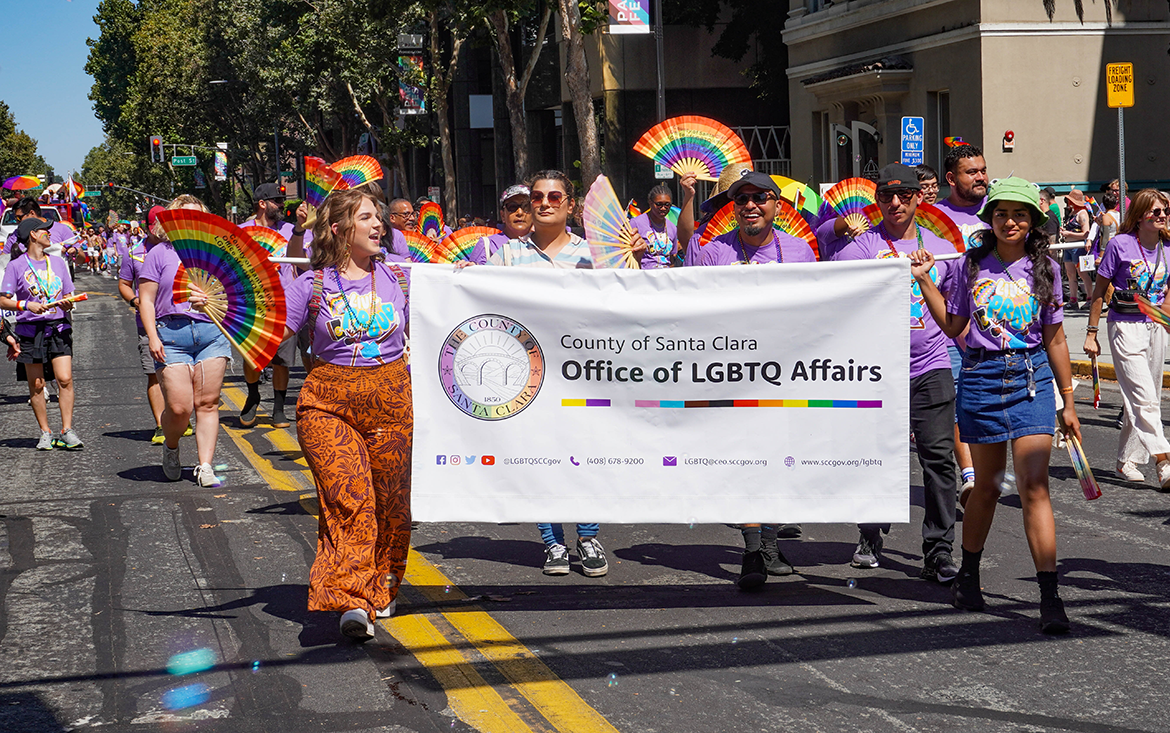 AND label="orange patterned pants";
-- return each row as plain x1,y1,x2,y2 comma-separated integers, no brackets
297,359,413,619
